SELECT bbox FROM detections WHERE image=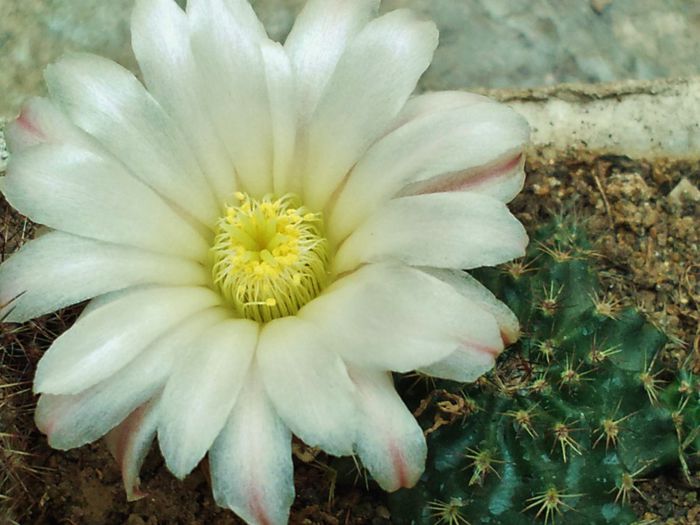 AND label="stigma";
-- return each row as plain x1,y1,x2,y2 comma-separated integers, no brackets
211,192,329,322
